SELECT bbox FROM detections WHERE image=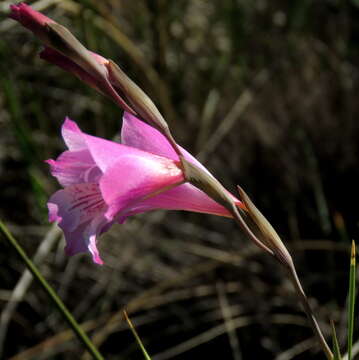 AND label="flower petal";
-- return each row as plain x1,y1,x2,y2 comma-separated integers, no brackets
121,112,209,173
99,155,184,220
46,149,101,187
121,112,243,207
61,215,108,265
48,183,110,264
62,117,87,150
83,131,181,175
131,183,233,217
48,183,106,232
84,216,107,265
62,222,88,256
